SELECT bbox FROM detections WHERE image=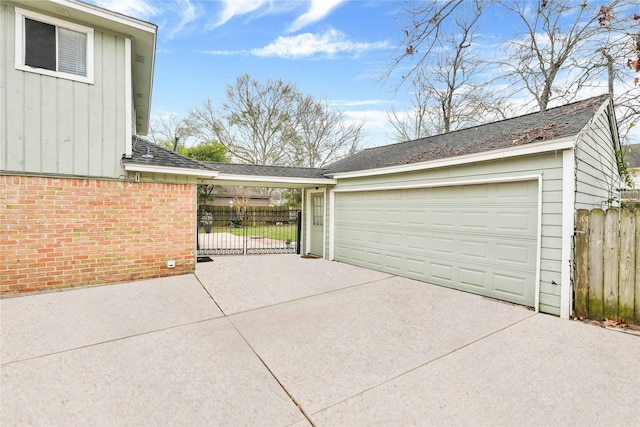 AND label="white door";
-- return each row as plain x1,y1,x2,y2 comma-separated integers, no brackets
334,180,539,307
309,193,324,256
